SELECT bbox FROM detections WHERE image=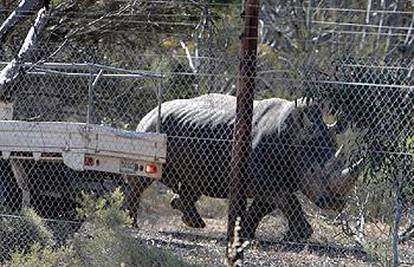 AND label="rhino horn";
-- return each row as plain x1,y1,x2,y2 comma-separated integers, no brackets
330,158,364,196
324,144,345,173
327,121,337,130
340,158,364,177
302,112,313,129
